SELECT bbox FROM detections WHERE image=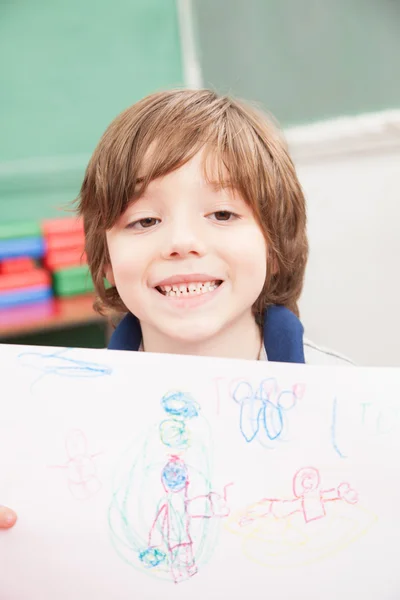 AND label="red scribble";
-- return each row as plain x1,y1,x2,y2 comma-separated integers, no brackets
49,429,102,500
